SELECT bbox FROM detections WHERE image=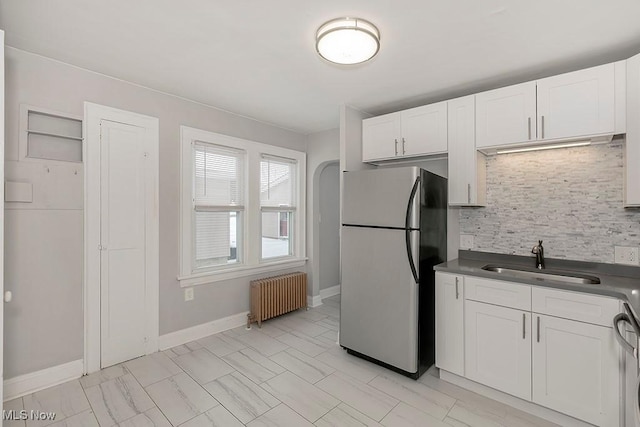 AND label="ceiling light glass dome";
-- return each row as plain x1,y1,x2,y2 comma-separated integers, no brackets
316,18,380,65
